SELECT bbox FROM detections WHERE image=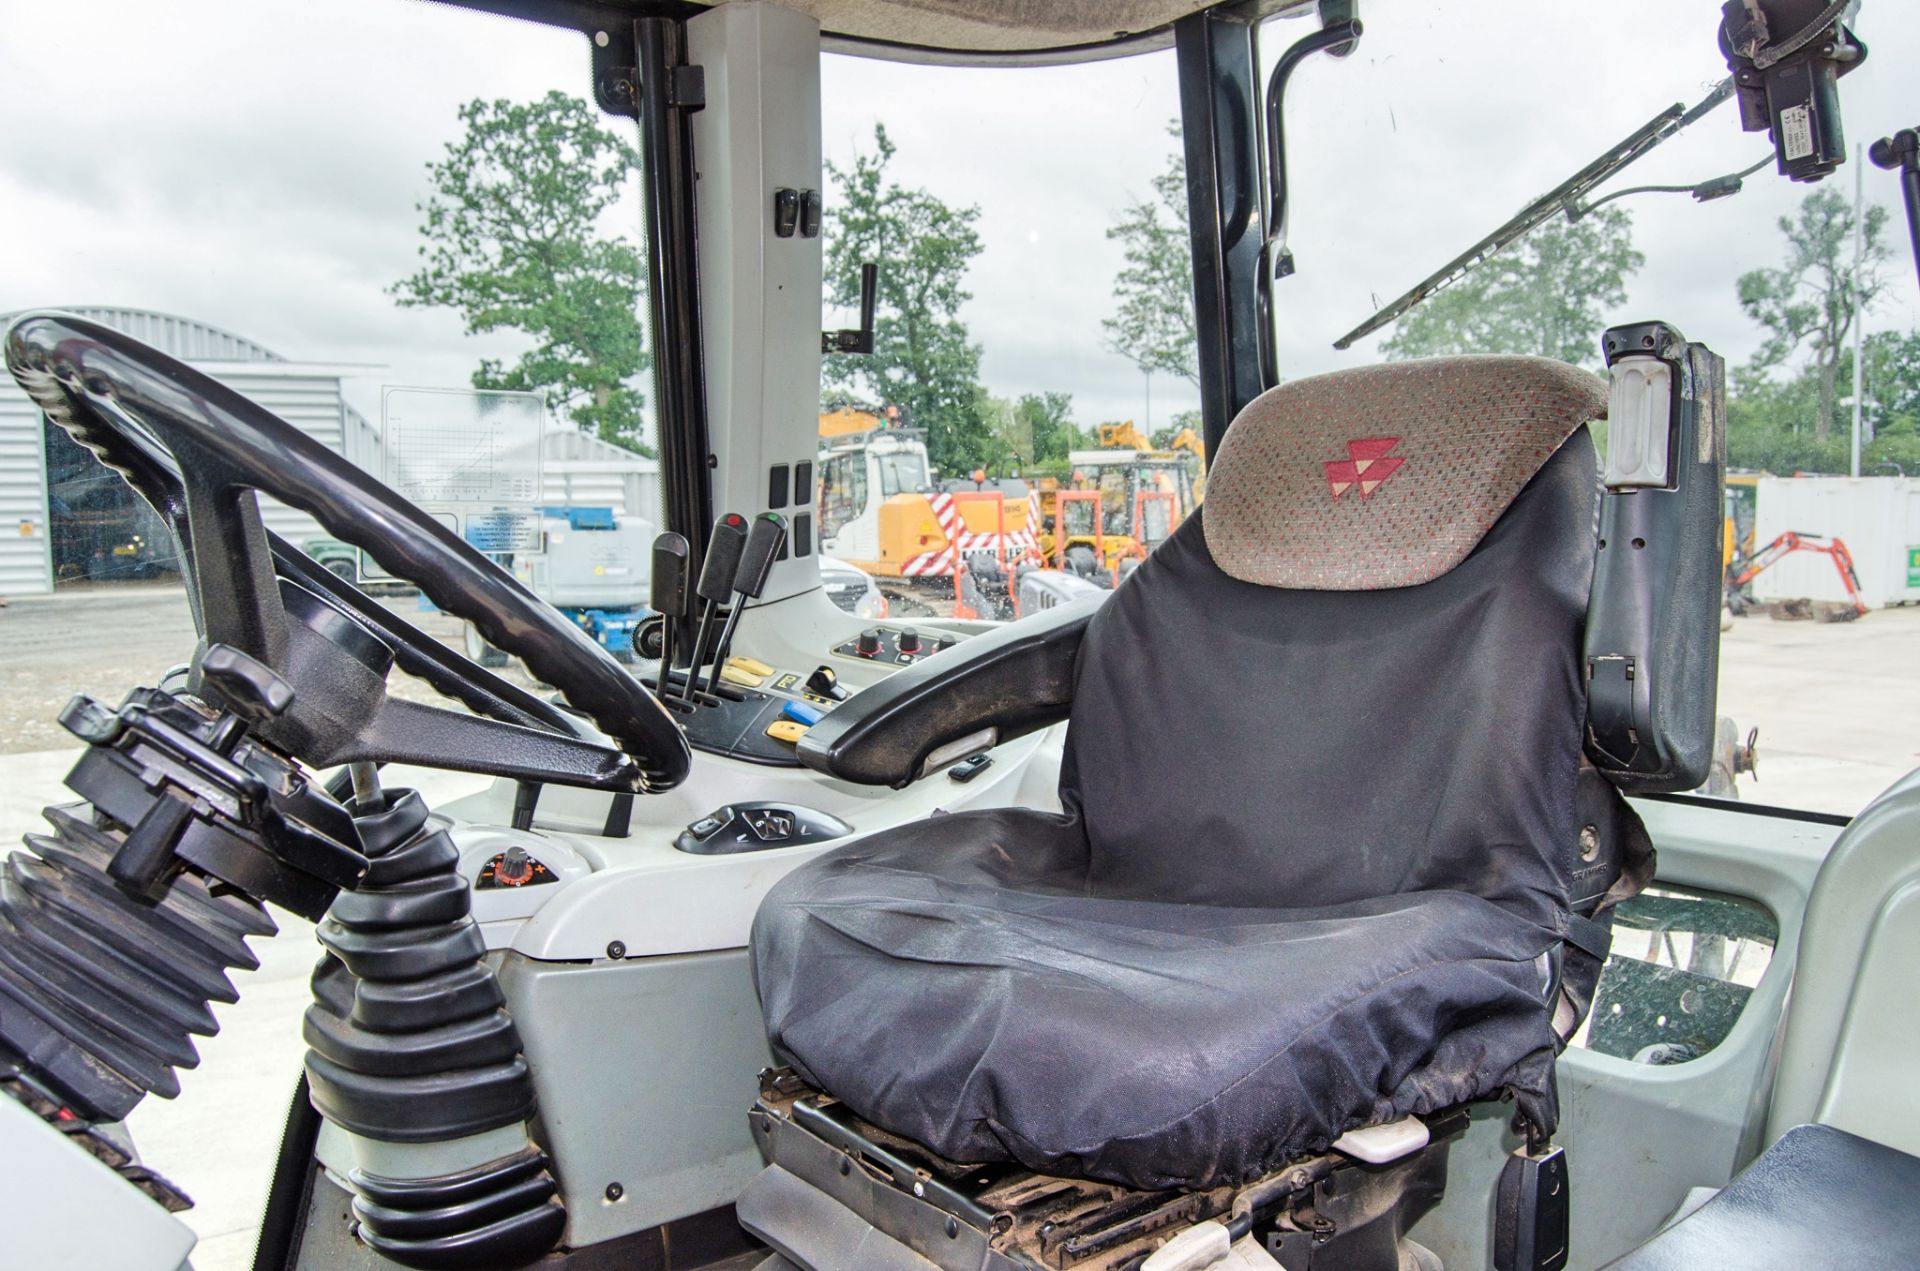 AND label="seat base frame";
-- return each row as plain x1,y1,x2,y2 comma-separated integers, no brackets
741,1069,1466,1271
